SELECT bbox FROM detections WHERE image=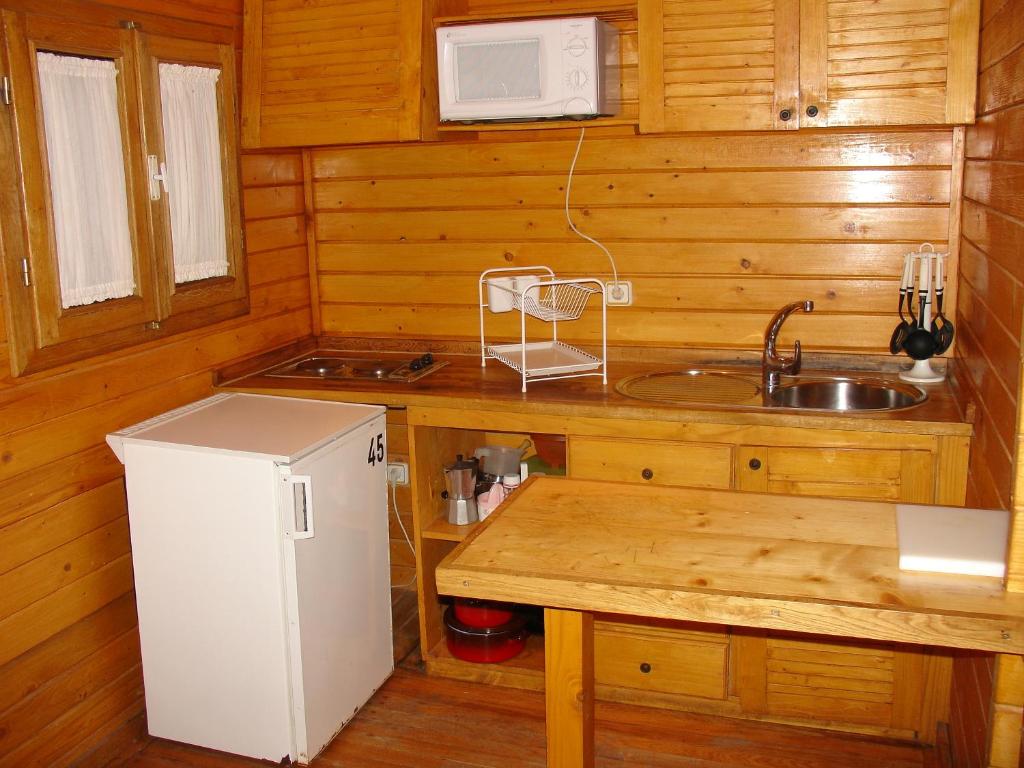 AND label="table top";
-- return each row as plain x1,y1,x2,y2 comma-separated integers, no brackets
435,477,1024,654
